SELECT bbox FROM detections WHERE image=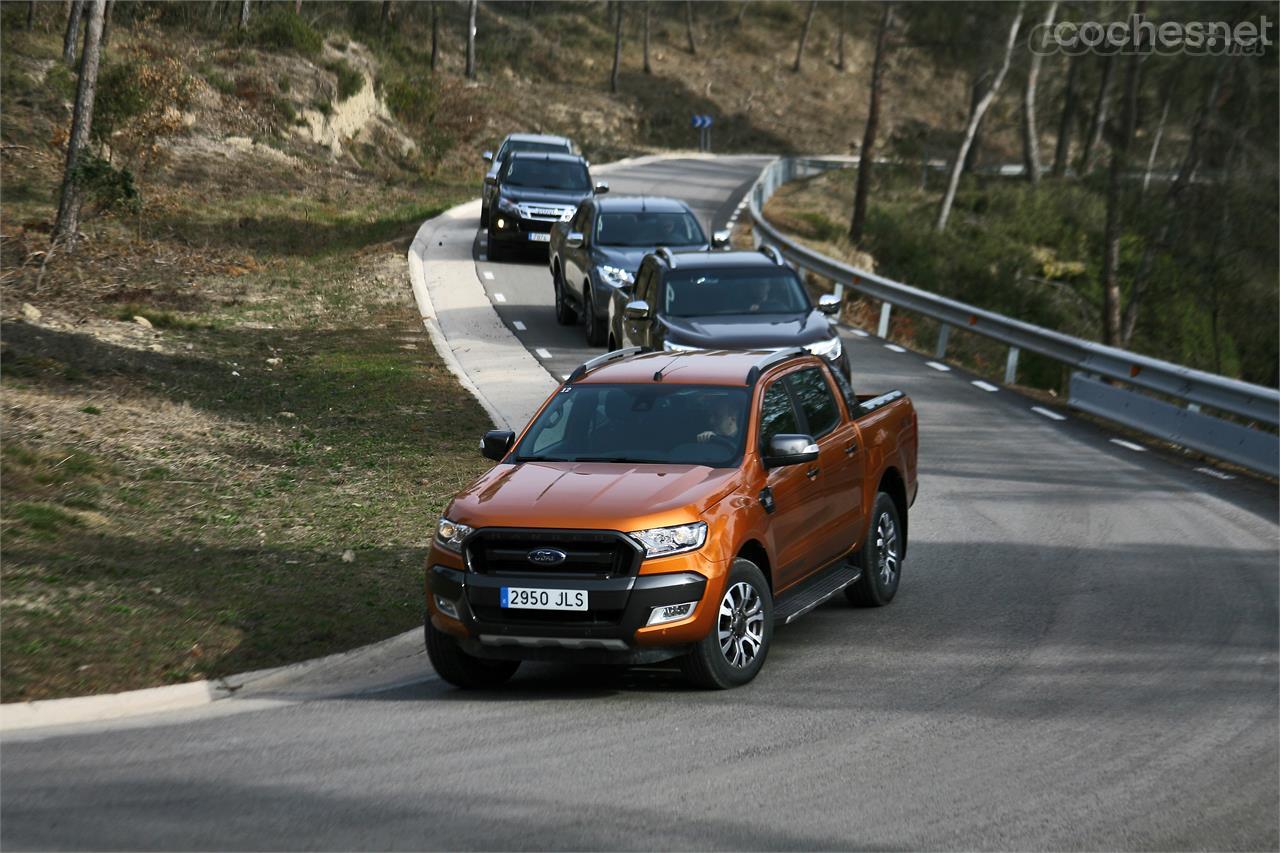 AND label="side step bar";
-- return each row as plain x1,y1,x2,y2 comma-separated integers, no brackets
773,563,862,625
